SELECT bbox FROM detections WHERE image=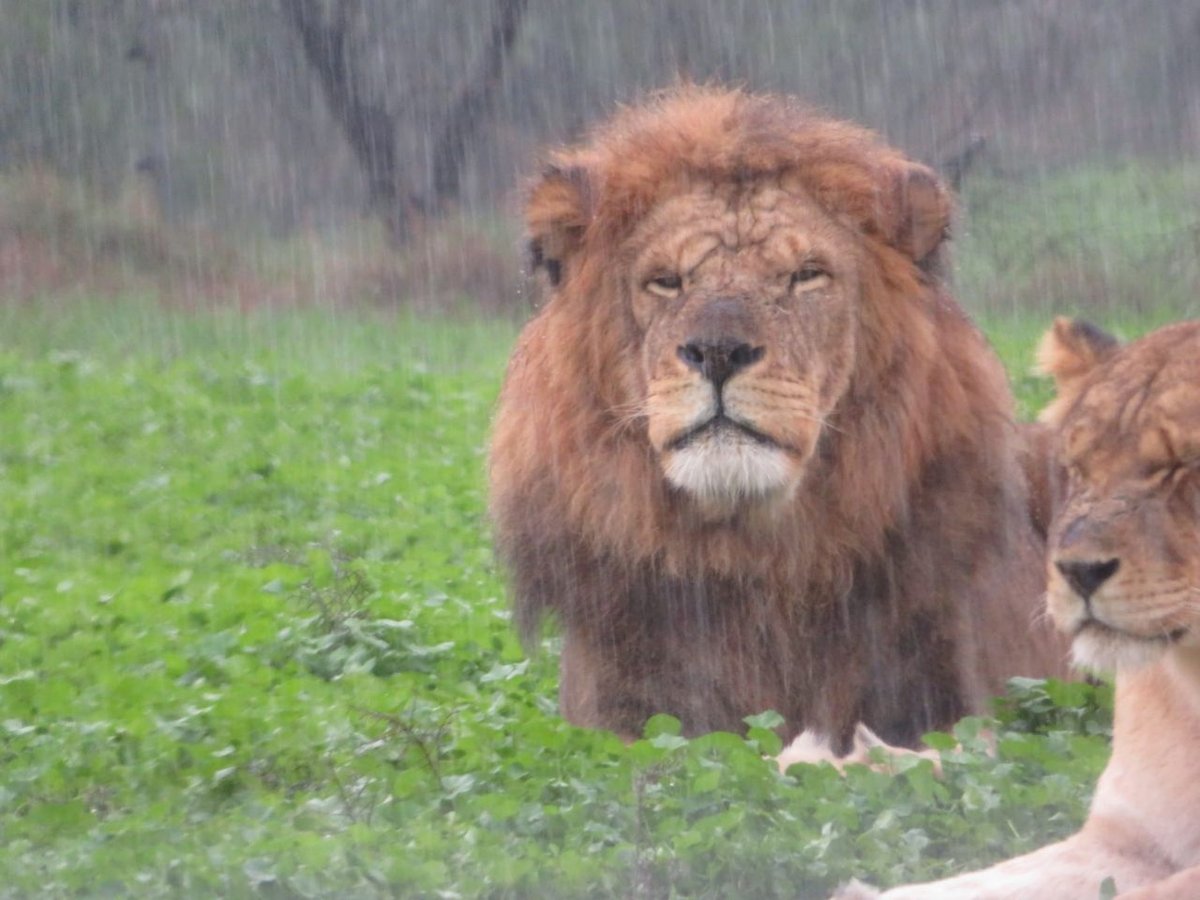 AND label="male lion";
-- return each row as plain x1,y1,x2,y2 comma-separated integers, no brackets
839,318,1200,899
489,86,1067,751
